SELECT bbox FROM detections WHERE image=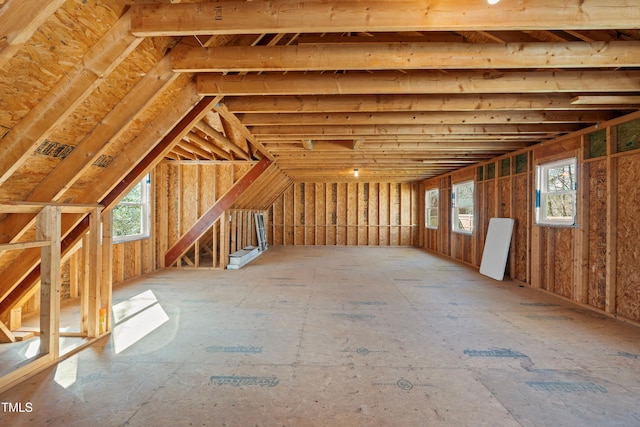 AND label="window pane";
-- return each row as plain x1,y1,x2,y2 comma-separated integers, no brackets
121,182,142,203
112,205,143,236
543,193,574,221
453,181,474,233
455,182,474,208
426,189,438,229
455,207,473,232
427,209,438,228
428,190,438,208
546,164,575,192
